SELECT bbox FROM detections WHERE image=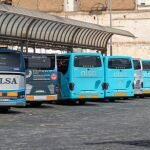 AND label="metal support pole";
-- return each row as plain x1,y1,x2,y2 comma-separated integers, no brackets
20,42,24,53
109,0,112,56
